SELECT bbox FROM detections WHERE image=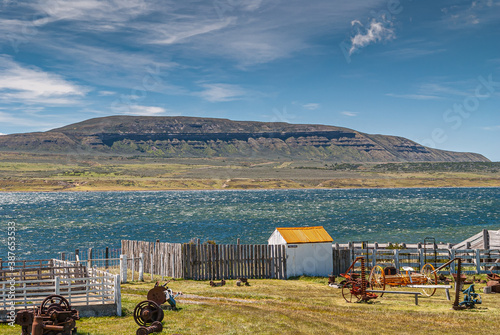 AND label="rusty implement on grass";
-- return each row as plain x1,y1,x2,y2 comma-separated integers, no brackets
136,321,163,335
133,300,164,335
209,279,226,287
15,294,79,335
340,256,378,303
147,281,181,310
368,263,438,297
